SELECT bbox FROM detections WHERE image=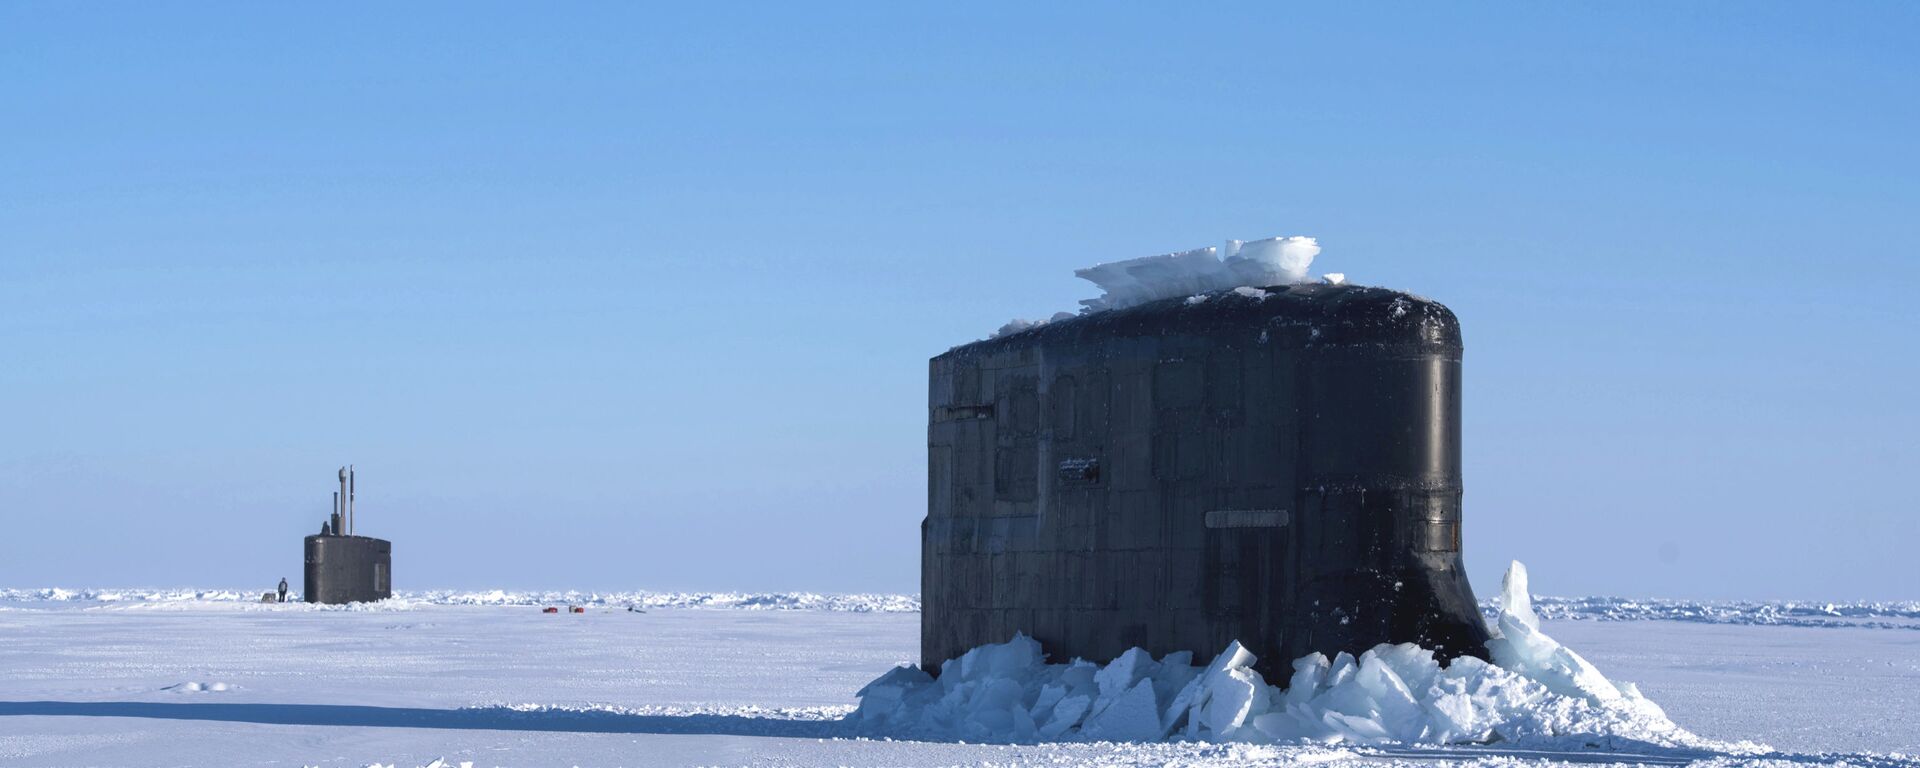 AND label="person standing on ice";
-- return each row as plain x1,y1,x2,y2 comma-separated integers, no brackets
277,577,288,603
